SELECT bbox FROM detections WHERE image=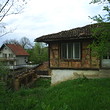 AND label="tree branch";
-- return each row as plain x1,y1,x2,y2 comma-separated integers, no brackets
0,0,14,22
0,31,11,37
0,0,10,13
